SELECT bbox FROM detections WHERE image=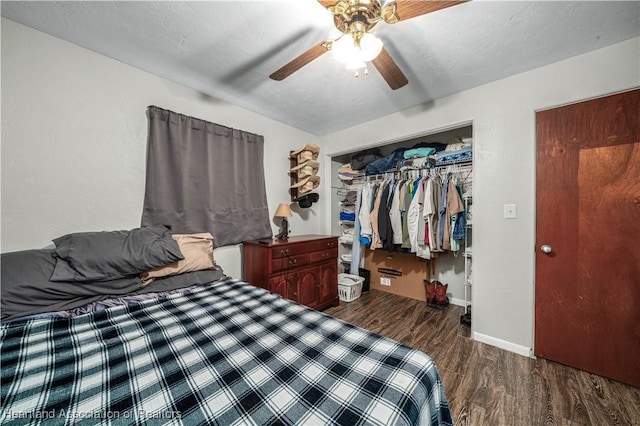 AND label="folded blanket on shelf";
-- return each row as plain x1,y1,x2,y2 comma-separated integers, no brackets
339,212,356,221
434,146,473,164
338,163,364,181
403,147,436,159
365,148,406,175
